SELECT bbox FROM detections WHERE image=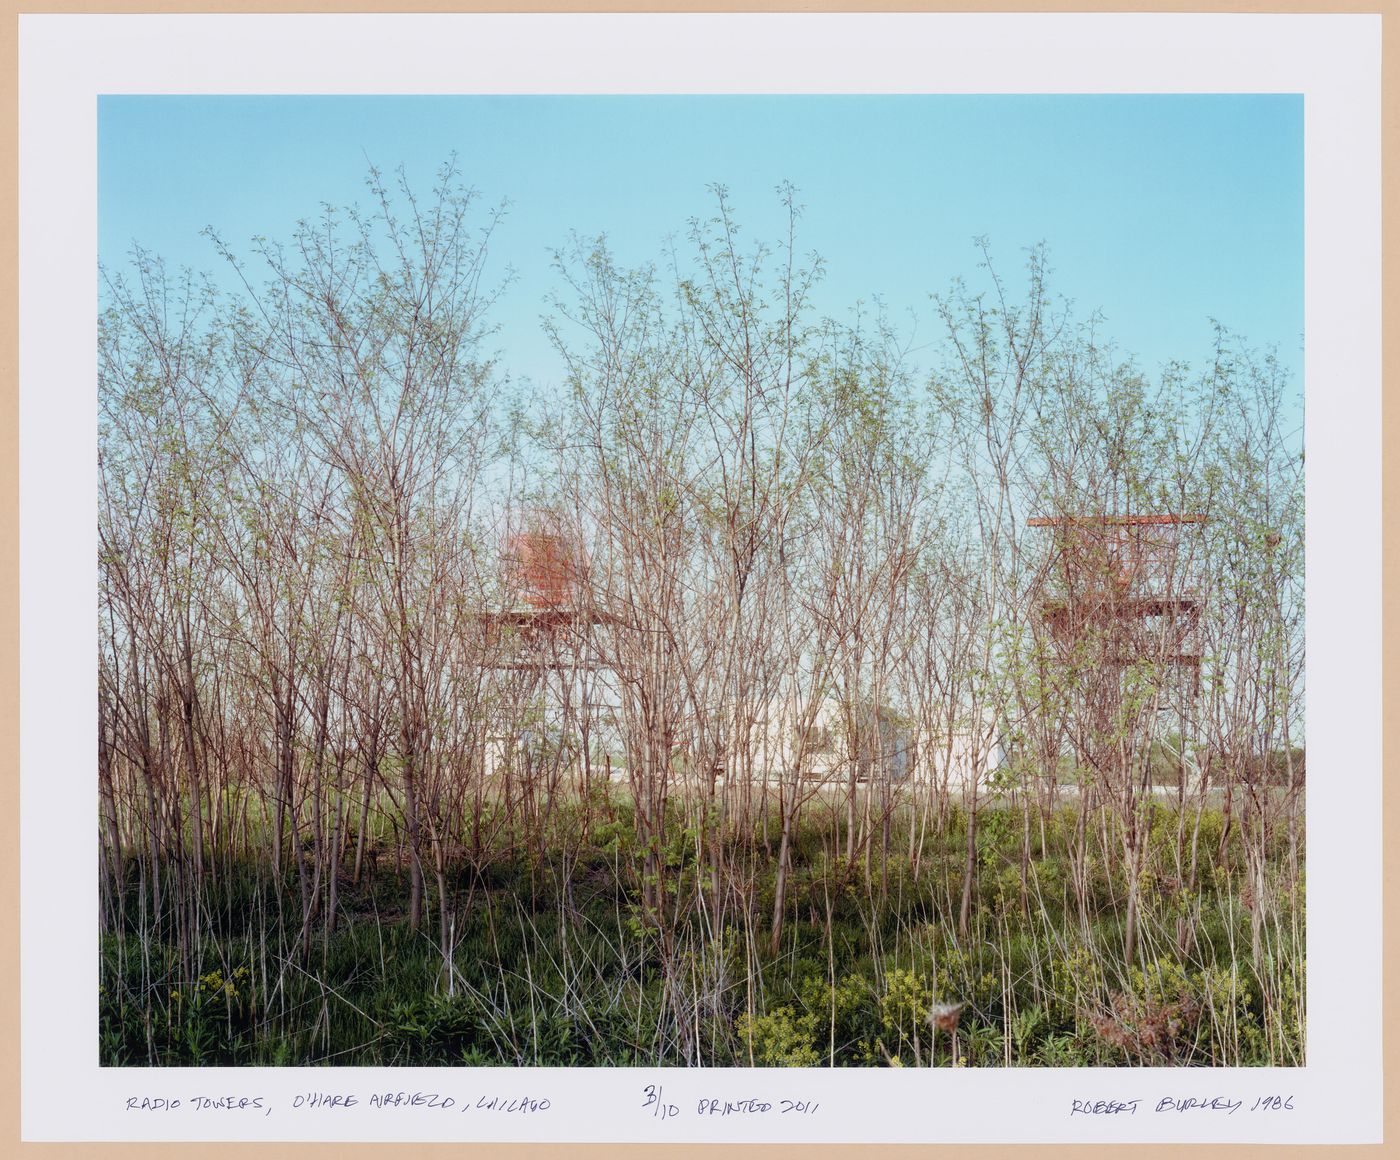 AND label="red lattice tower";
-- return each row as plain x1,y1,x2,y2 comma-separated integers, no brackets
508,527,585,612
1028,513,1205,701
476,516,614,670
